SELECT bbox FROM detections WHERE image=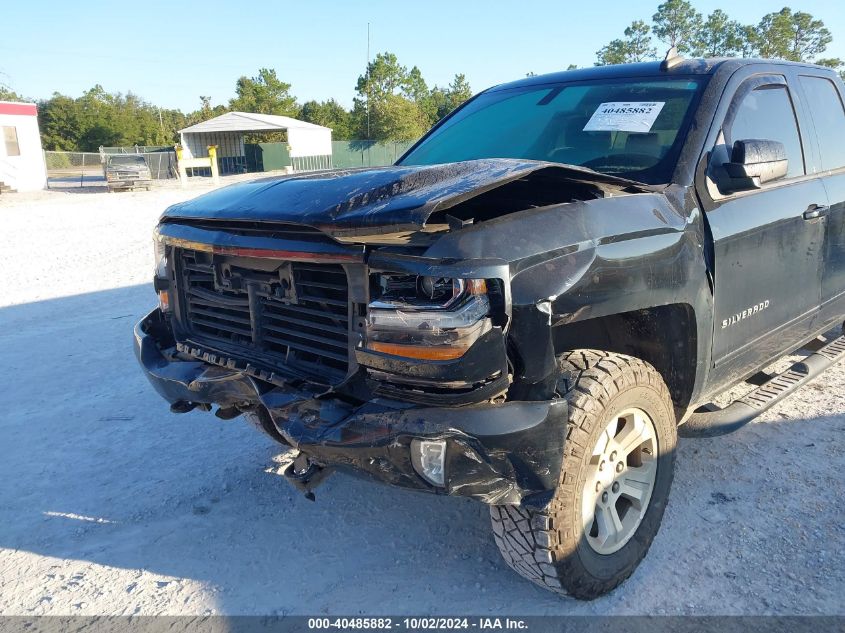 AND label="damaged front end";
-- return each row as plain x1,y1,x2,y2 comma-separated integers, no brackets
135,158,654,505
